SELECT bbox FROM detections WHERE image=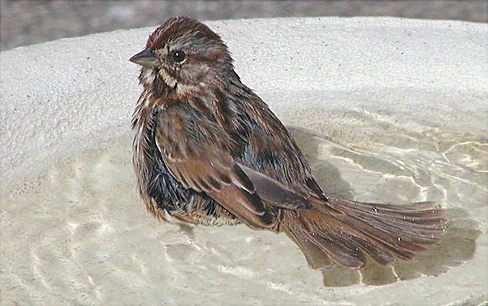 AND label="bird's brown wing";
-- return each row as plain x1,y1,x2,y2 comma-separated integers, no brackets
237,164,310,210
154,106,308,228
